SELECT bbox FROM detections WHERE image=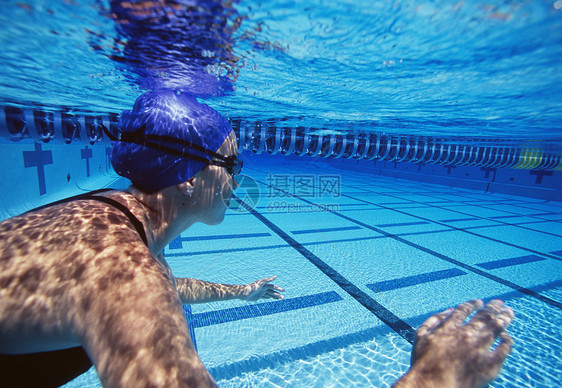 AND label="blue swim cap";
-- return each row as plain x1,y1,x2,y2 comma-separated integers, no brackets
111,90,232,191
